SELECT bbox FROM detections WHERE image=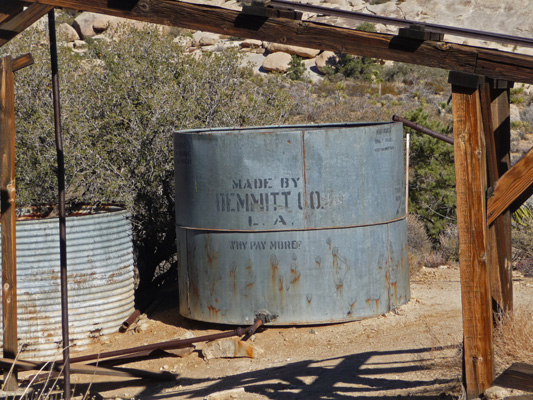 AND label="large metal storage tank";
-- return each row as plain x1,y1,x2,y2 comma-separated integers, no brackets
174,122,409,325
0,207,135,360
